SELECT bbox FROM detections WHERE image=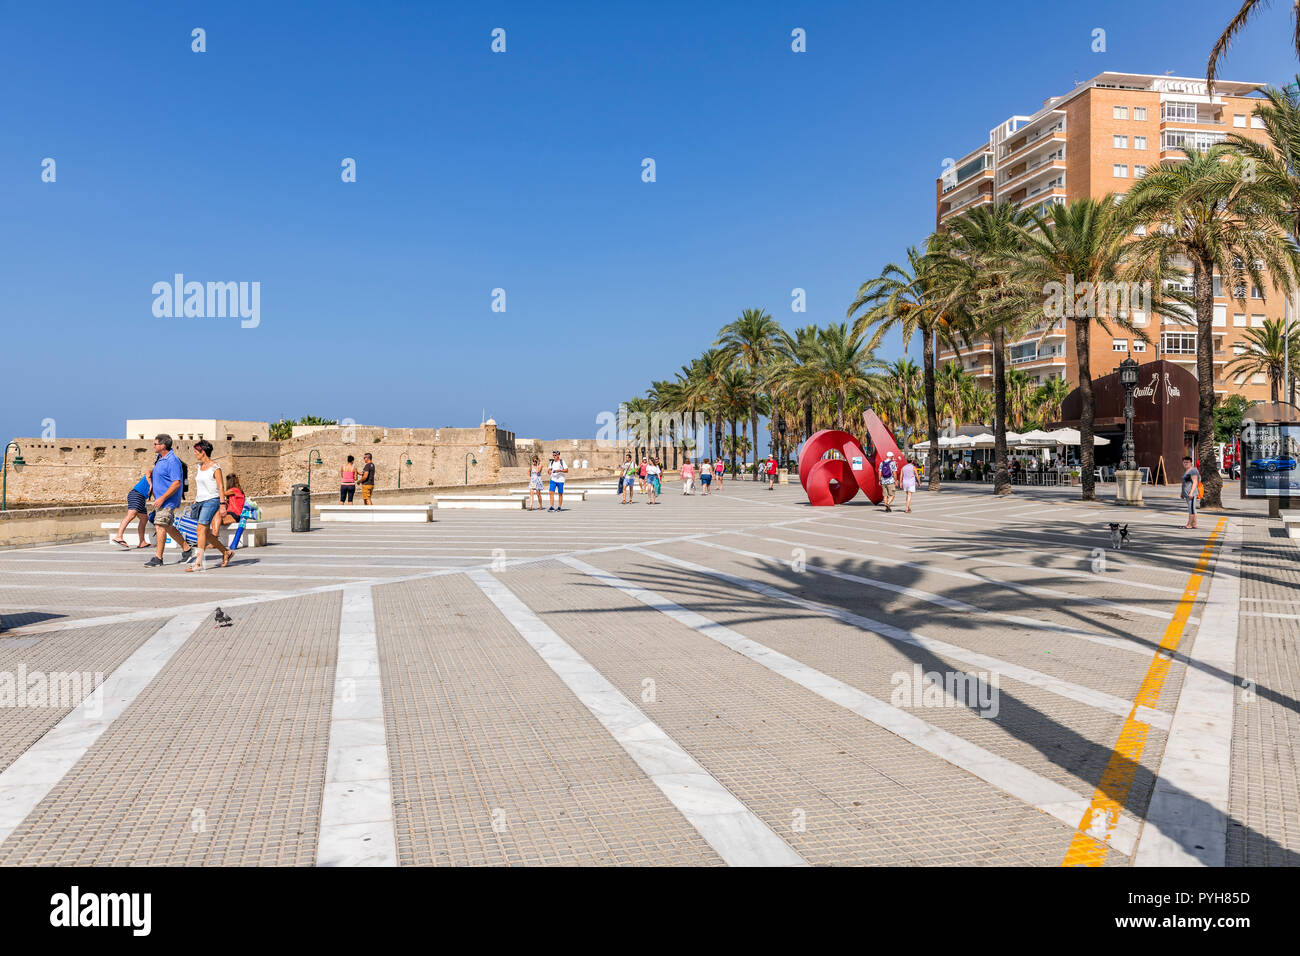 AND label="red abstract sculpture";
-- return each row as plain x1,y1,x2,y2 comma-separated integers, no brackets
798,429,876,506
796,413,905,507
